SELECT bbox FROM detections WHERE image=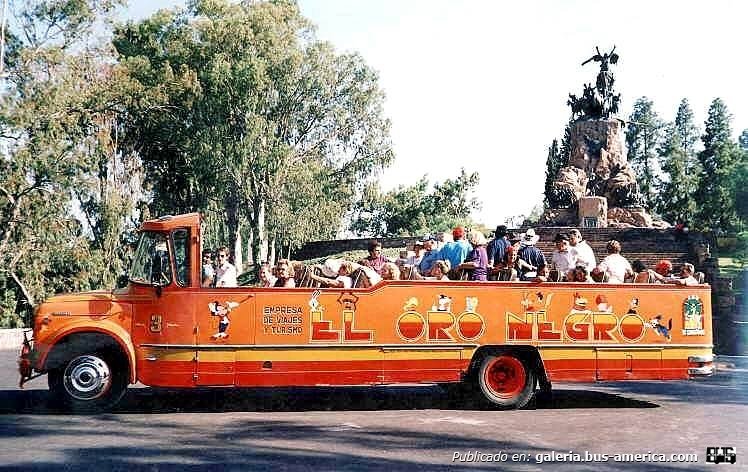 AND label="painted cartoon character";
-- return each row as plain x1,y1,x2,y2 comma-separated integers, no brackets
649,315,672,341
572,292,589,312
209,301,239,339
437,294,452,312
627,297,640,314
308,289,322,310
522,292,547,312
465,296,478,312
403,297,419,312
595,294,613,313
